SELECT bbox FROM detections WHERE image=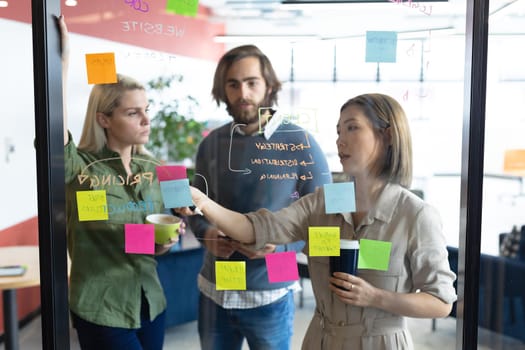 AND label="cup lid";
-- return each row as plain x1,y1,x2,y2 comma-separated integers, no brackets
340,239,359,249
